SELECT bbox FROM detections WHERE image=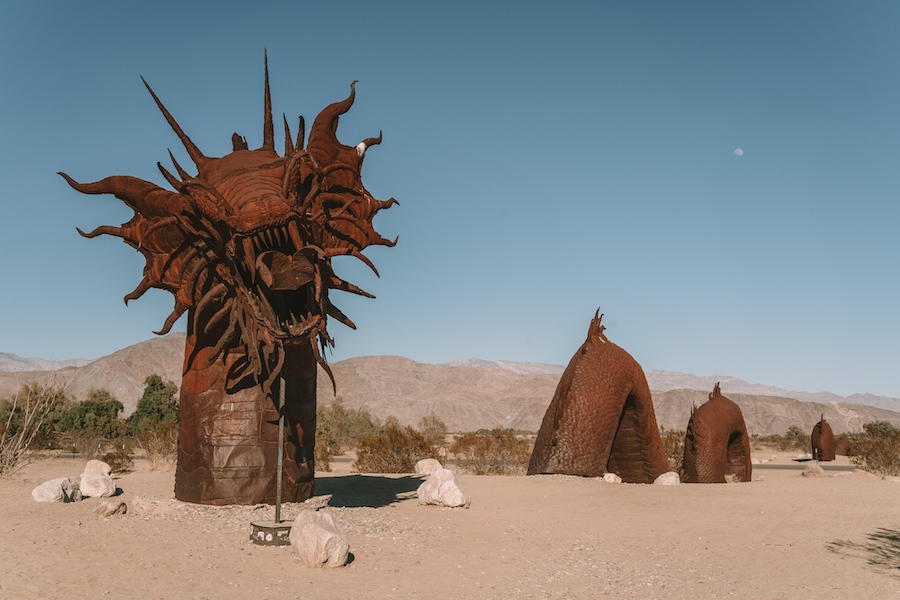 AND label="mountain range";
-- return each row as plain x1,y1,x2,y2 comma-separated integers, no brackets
2,335,898,435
